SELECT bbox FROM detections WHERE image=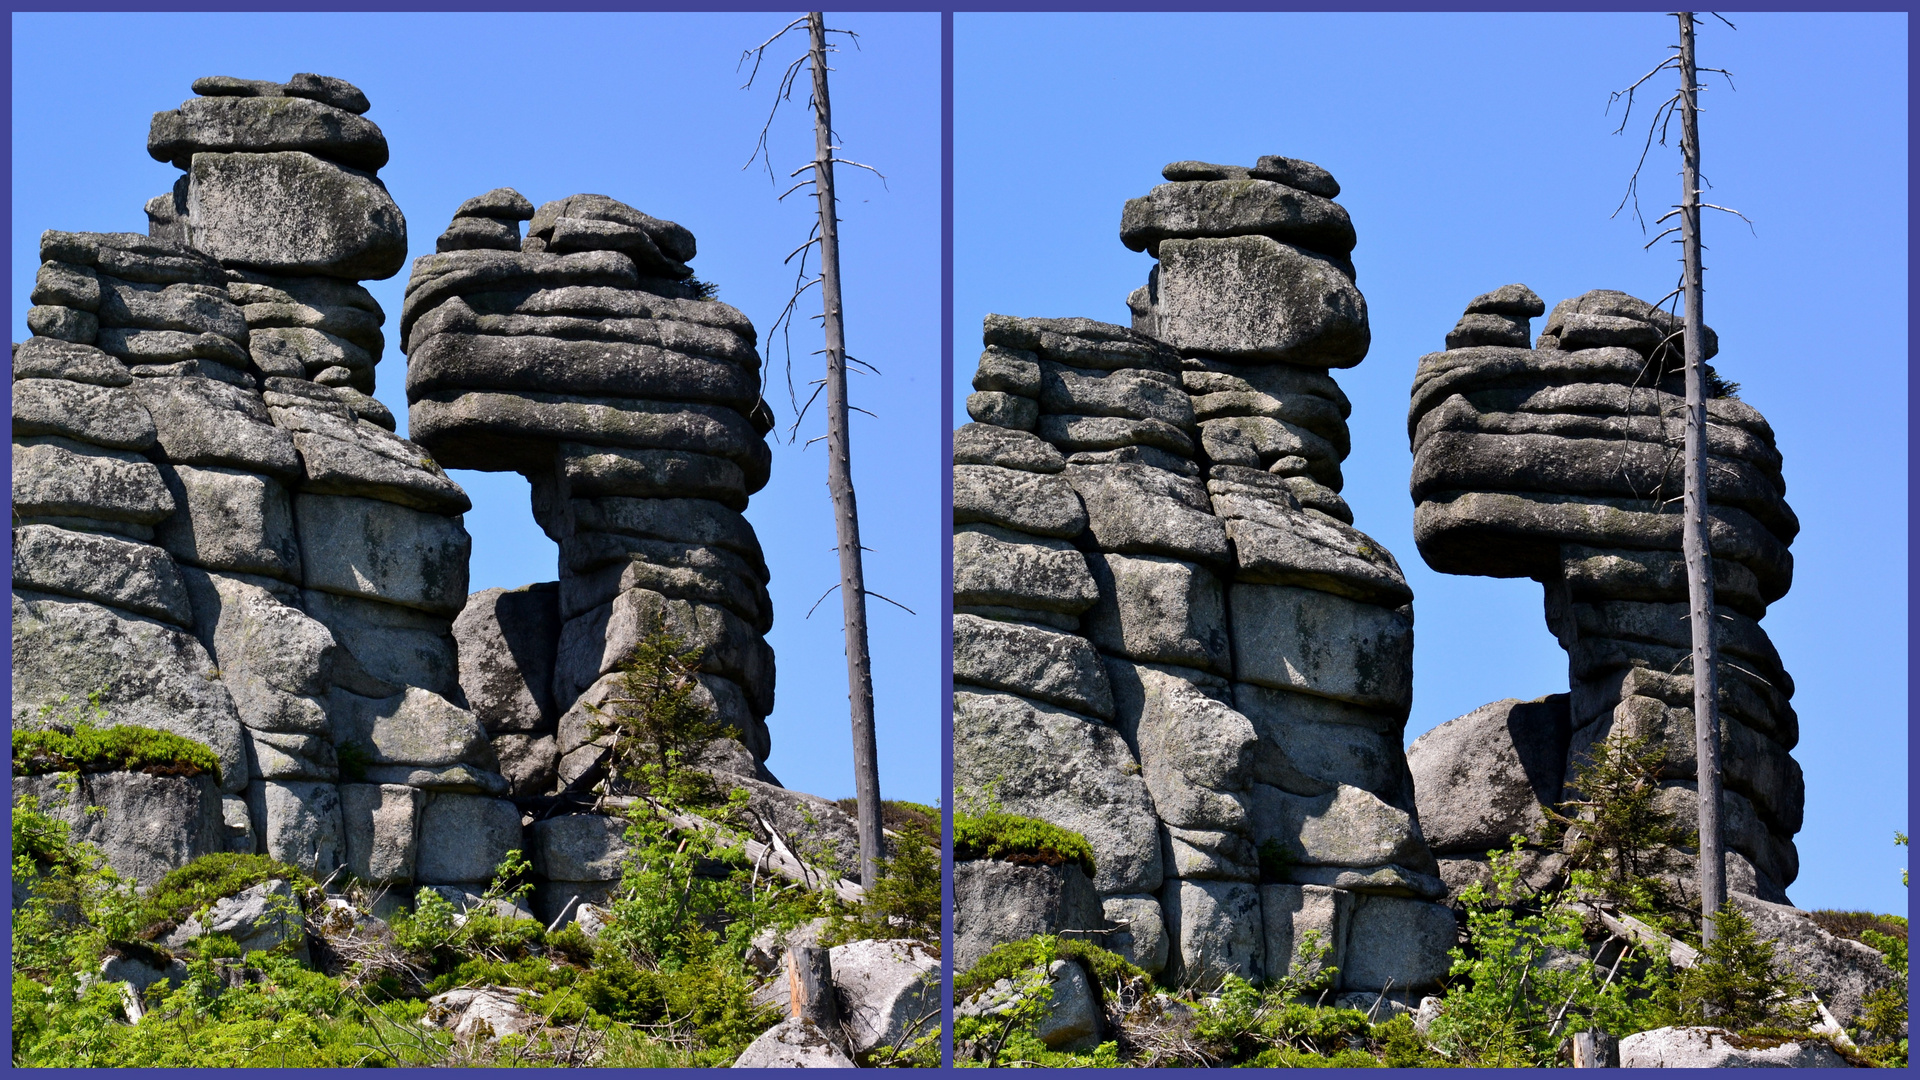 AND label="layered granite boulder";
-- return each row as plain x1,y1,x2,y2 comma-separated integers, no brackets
1405,285,1802,904
15,75,863,916
404,191,867,915
954,157,1451,993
